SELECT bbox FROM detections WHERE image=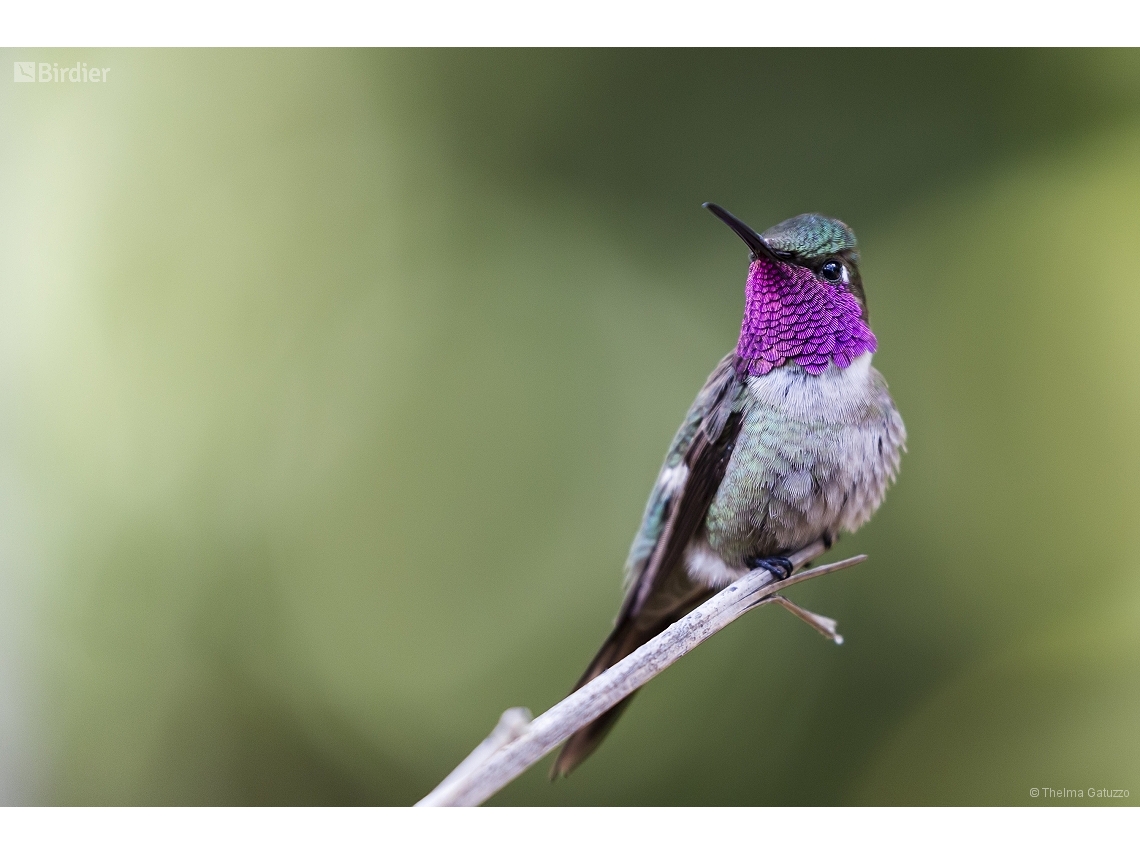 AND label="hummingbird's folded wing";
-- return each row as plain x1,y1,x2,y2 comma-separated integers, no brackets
551,353,744,777
618,352,743,627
